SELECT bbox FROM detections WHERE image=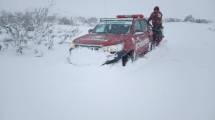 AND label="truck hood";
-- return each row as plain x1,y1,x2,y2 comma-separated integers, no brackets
73,33,126,46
